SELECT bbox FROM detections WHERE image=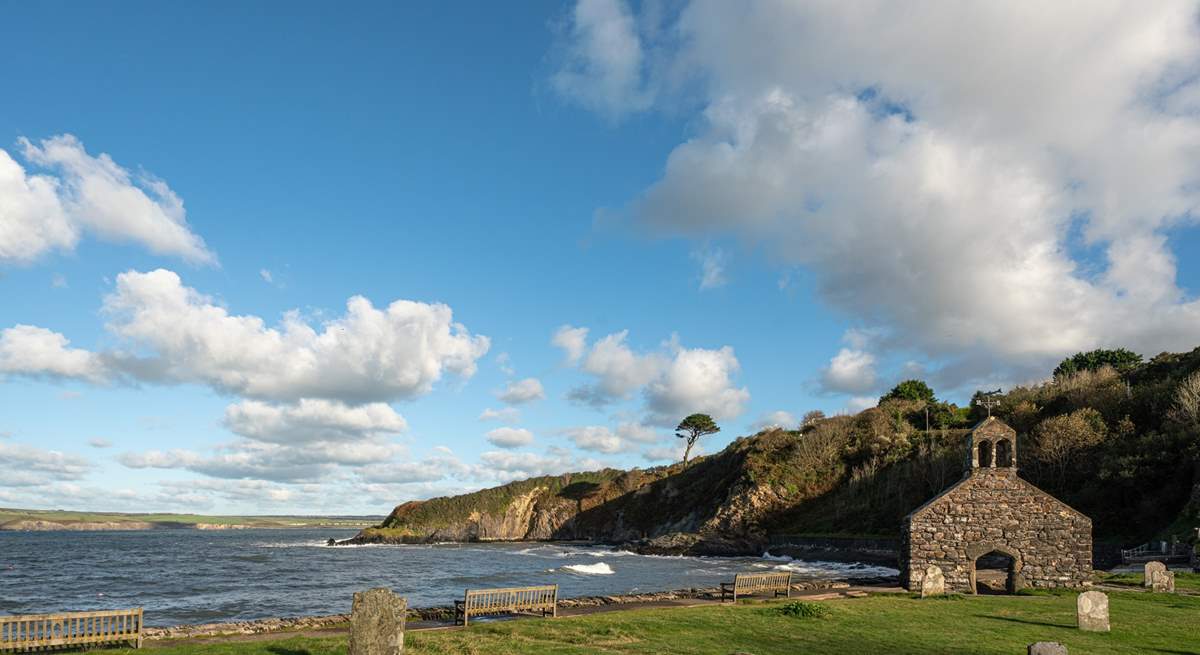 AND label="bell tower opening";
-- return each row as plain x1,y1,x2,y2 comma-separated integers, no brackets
977,440,993,468
996,438,1014,467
